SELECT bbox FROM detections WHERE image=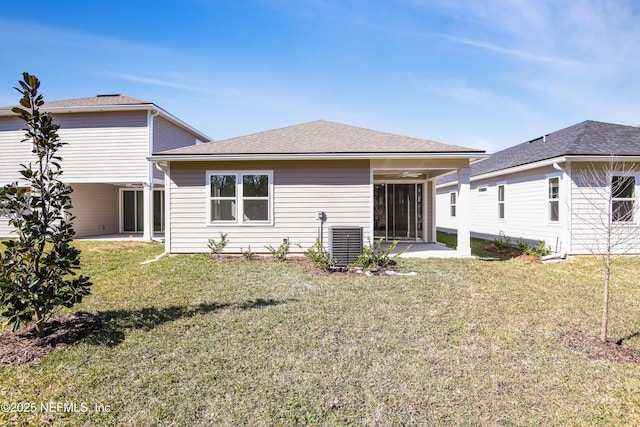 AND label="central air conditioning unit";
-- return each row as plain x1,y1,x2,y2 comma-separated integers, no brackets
329,226,363,267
